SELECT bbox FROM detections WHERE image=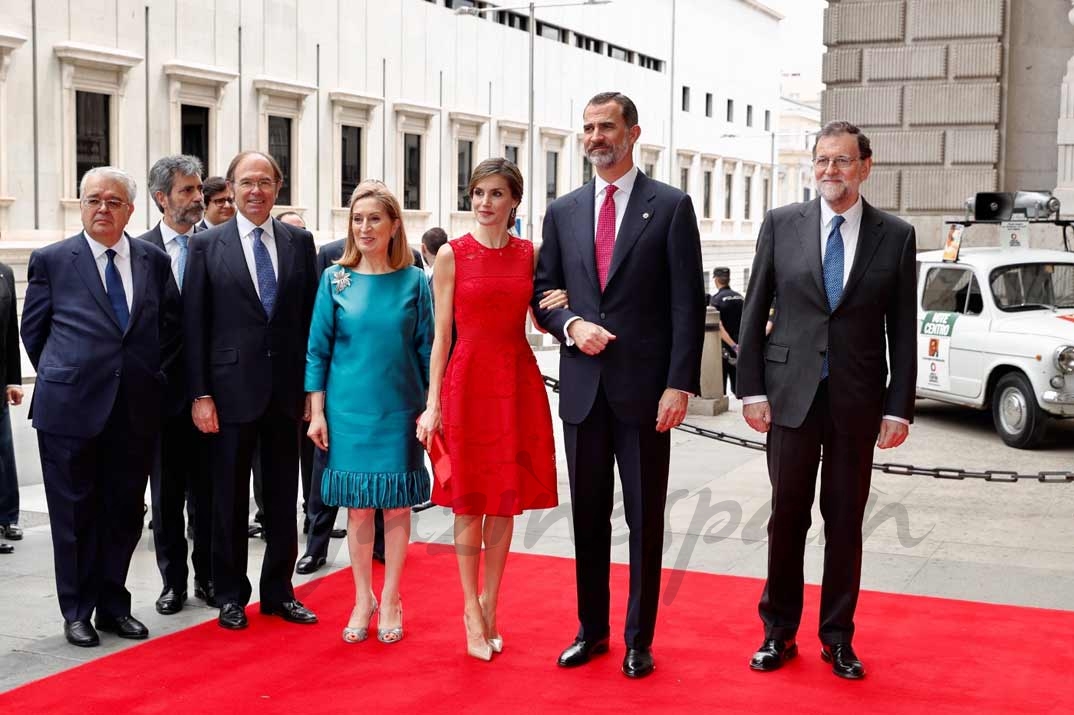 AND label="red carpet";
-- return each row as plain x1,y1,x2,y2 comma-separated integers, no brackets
3,544,1072,714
